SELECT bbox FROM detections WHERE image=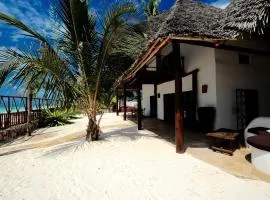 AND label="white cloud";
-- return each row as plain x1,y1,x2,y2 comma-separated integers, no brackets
211,0,230,9
0,2,9,13
0,0,55,43
11,32,26,42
